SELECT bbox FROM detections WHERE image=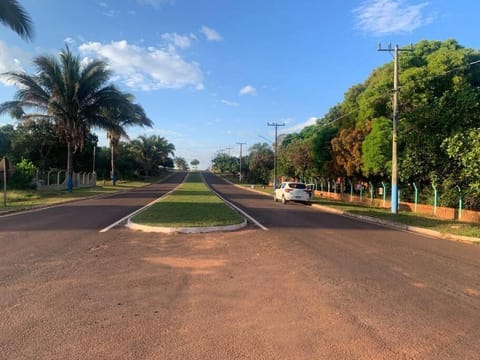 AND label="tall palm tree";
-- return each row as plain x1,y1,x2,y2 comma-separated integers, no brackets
0,0,34,41
0,46,121,191
129,135,175,177
104,91,153,185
